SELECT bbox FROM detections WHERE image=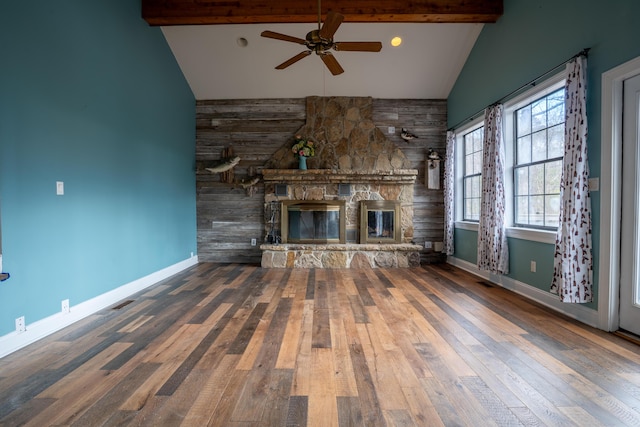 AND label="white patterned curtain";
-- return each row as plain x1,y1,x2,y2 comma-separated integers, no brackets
443,131,455,255
477,104,509,274
551,56,593,303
